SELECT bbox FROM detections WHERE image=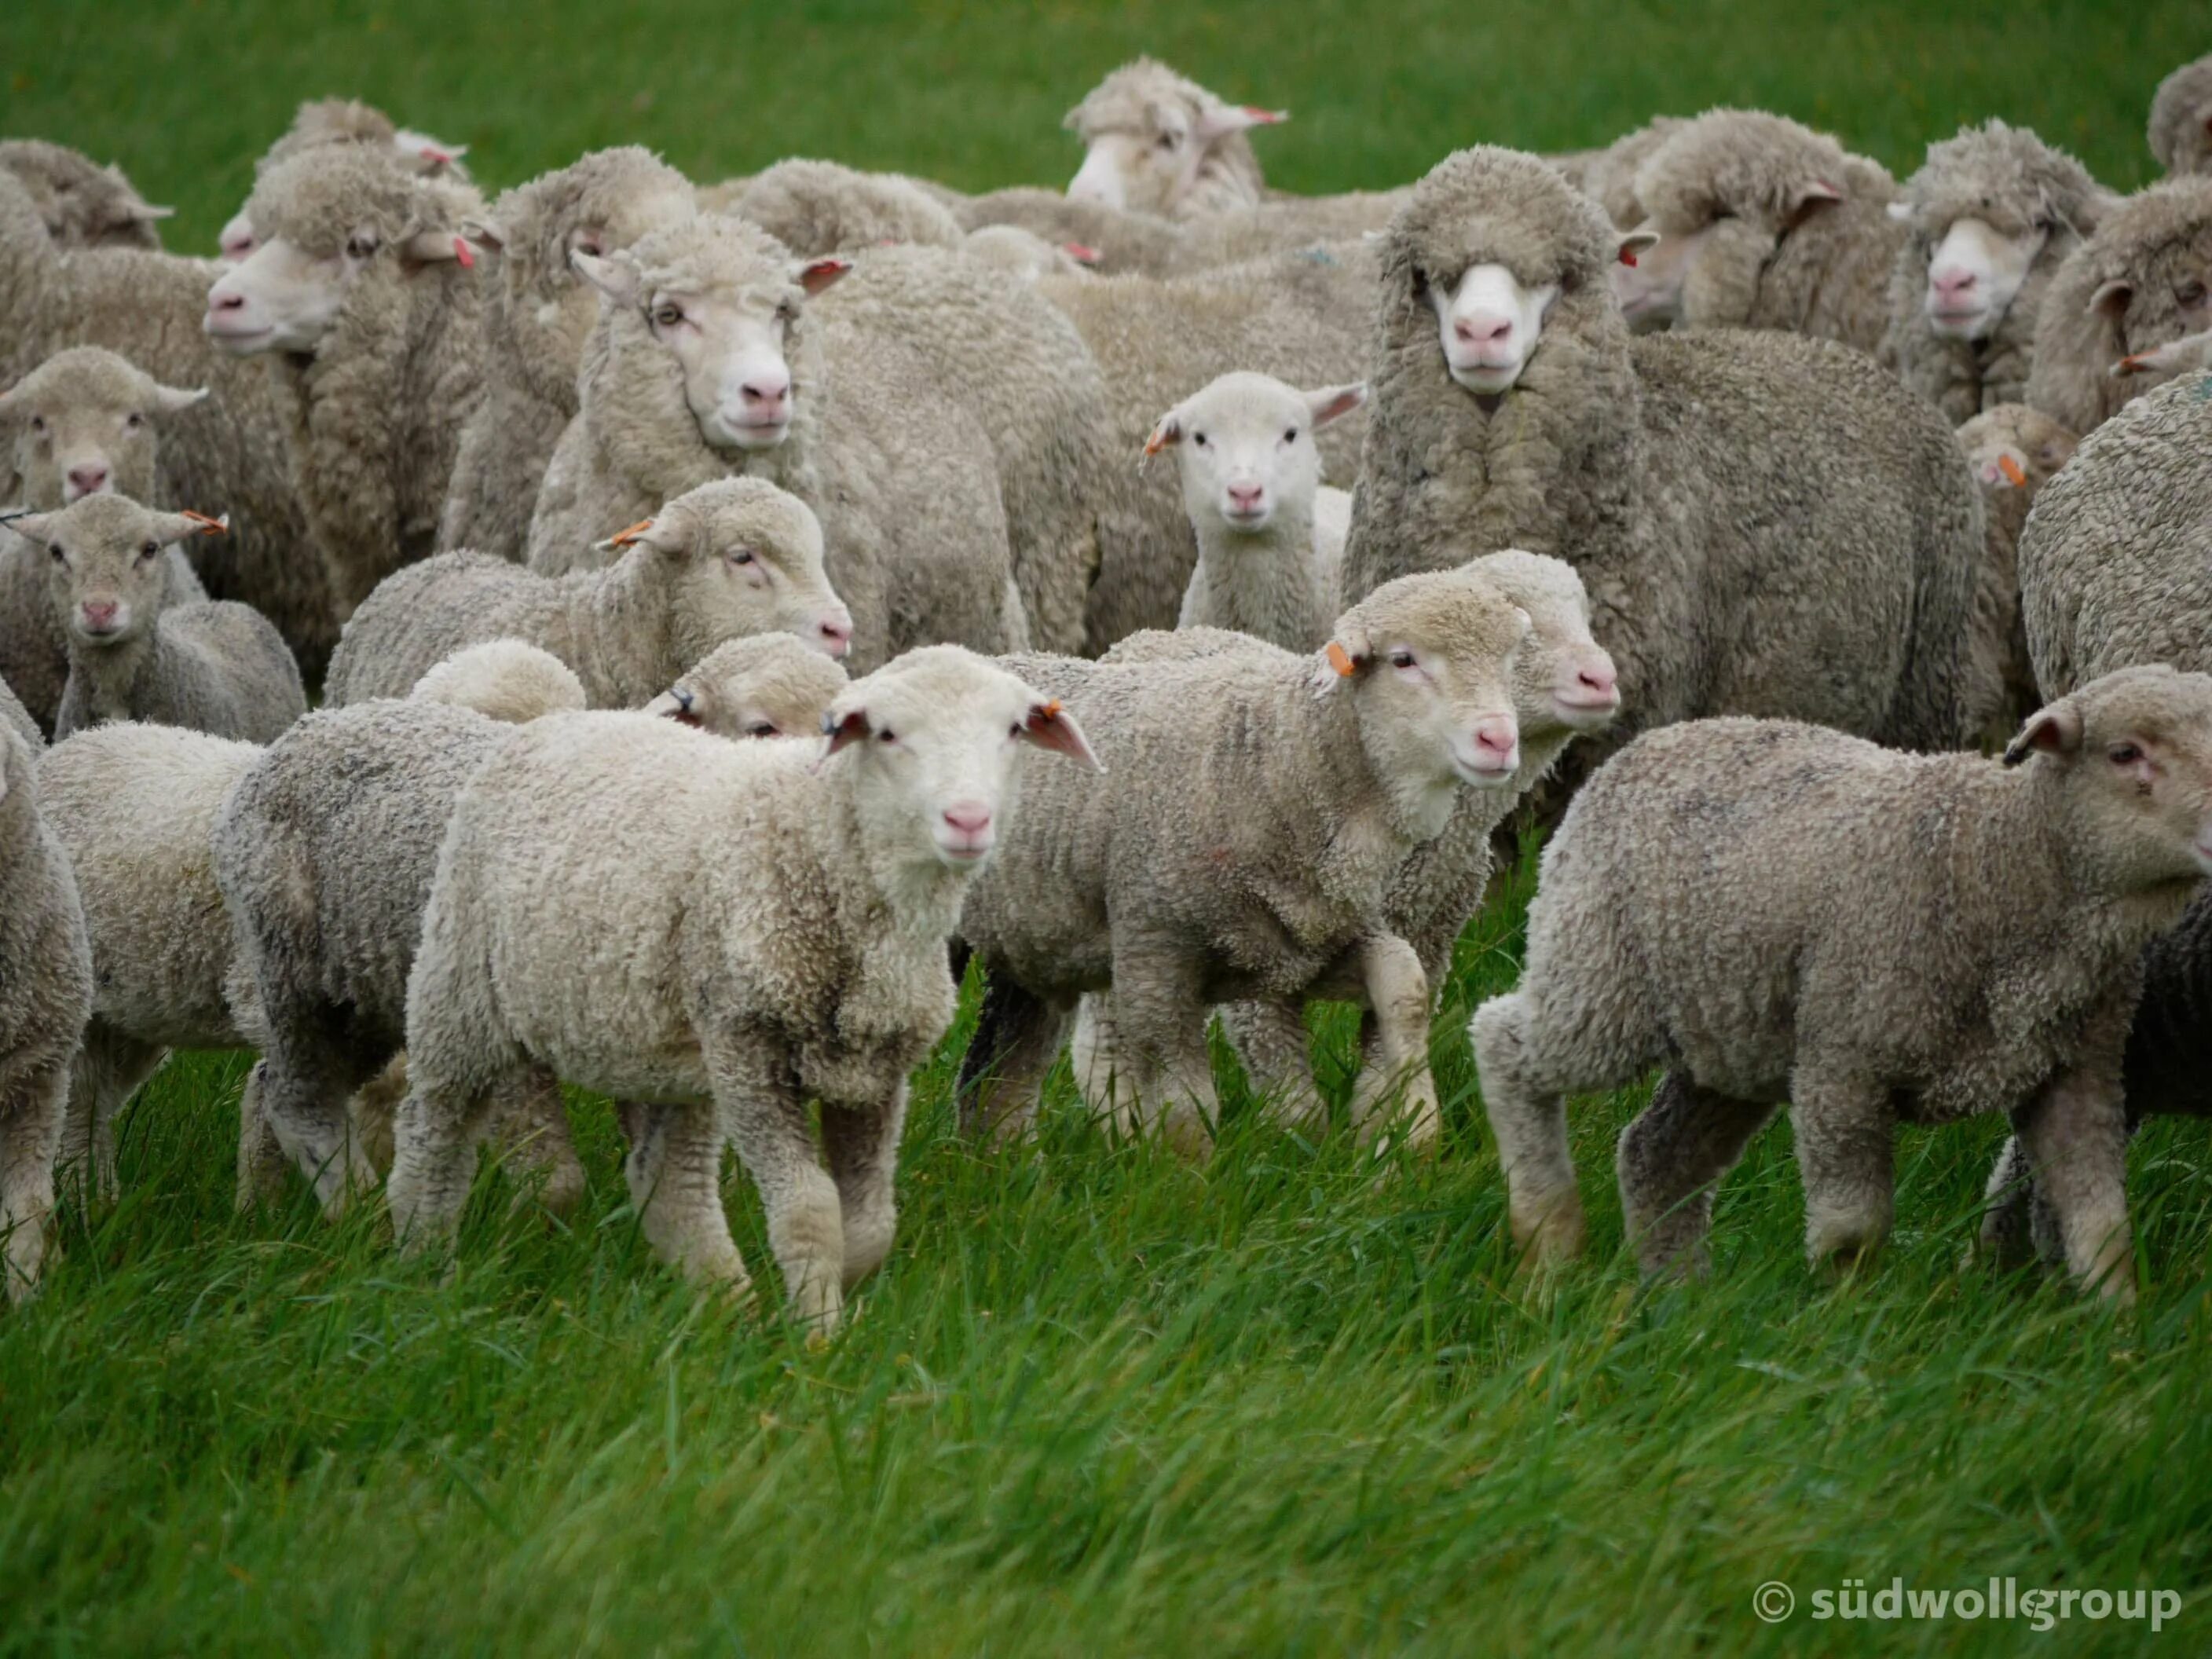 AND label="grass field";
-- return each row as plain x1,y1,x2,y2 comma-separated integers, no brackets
5,2,2211,1653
